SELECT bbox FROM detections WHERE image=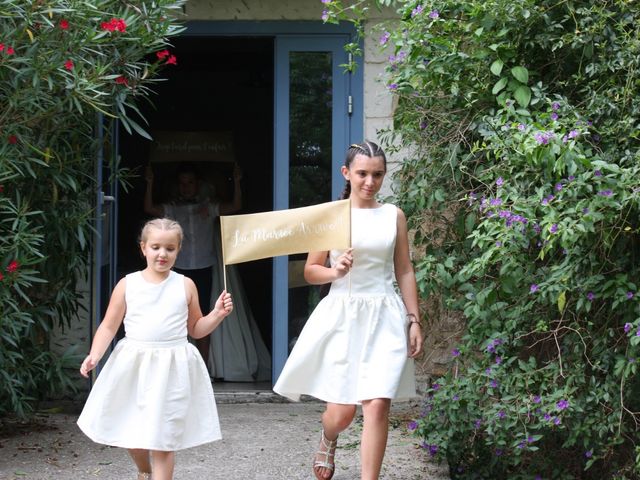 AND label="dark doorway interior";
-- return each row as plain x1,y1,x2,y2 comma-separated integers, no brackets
116,36,274,357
